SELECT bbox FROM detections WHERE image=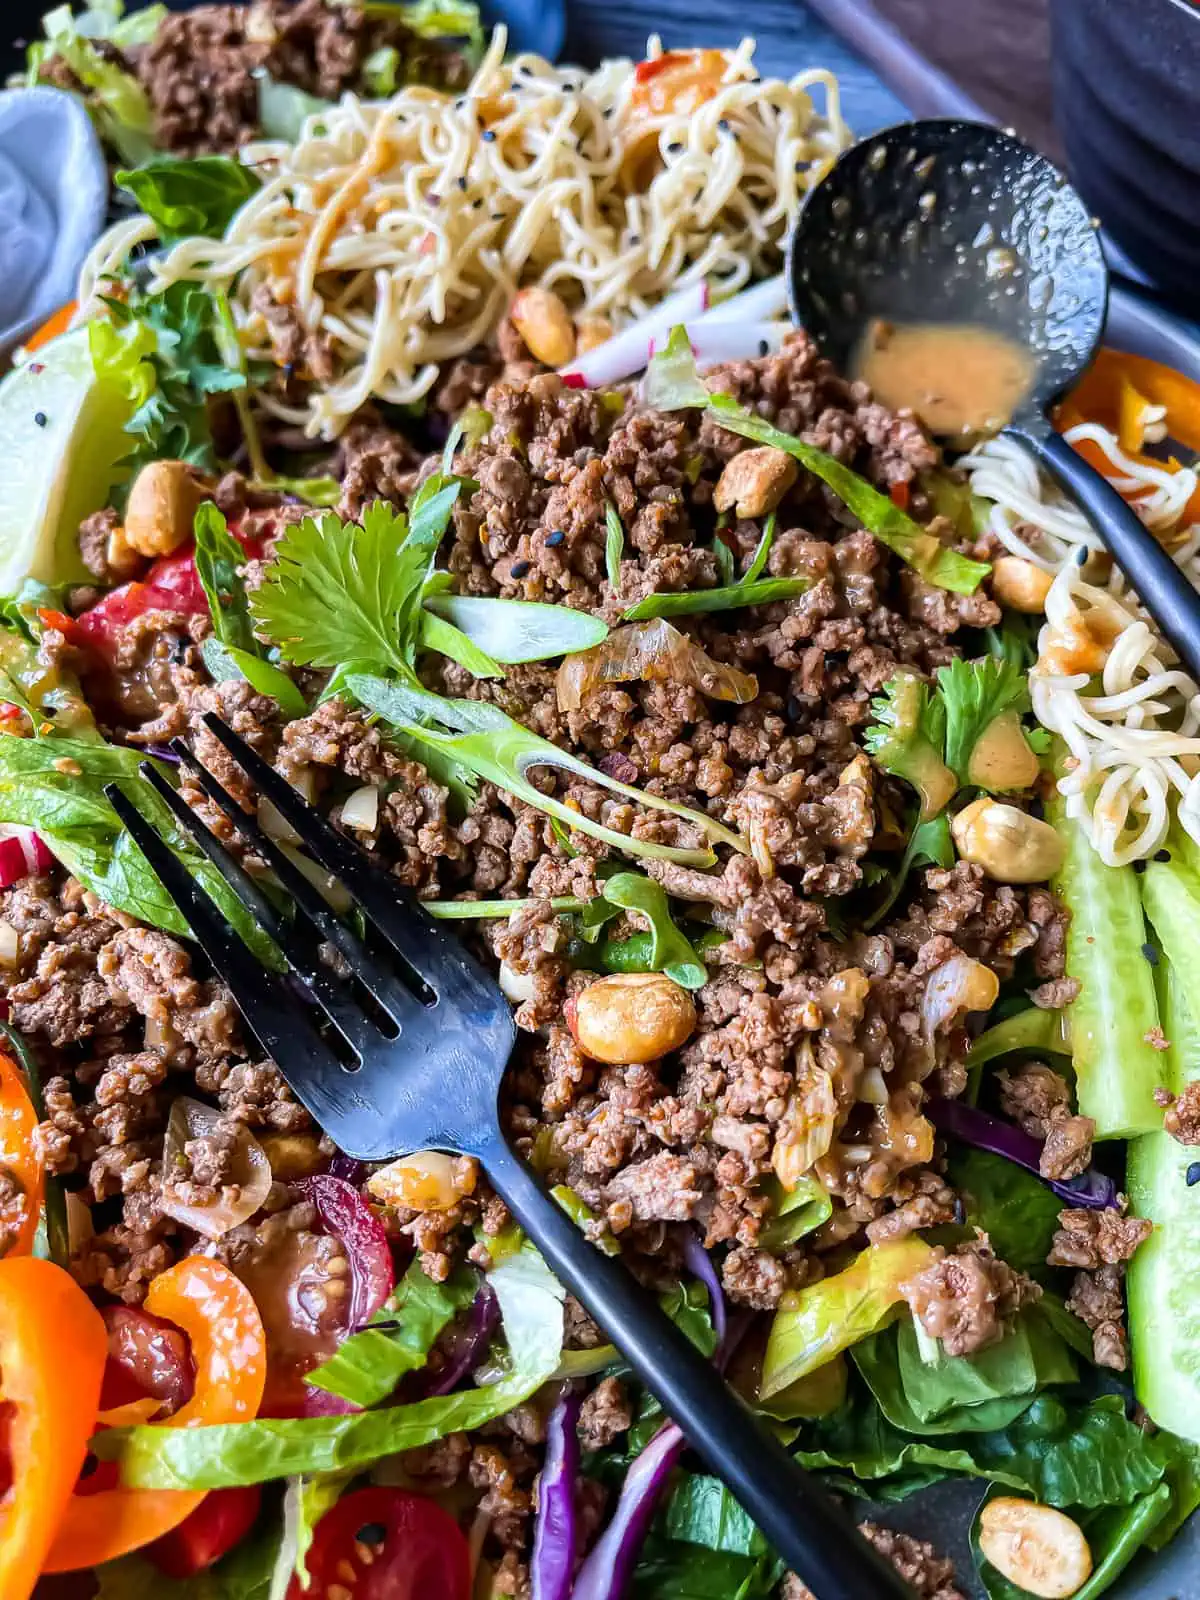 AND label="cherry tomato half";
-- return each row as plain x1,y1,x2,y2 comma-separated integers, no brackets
147,1486,262,1579
288,1488,471,1600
